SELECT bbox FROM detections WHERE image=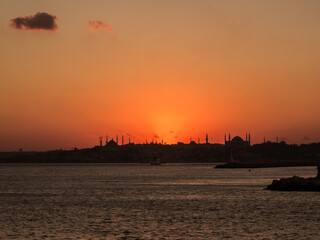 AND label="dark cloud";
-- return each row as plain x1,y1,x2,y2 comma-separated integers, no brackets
10,12,58,31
